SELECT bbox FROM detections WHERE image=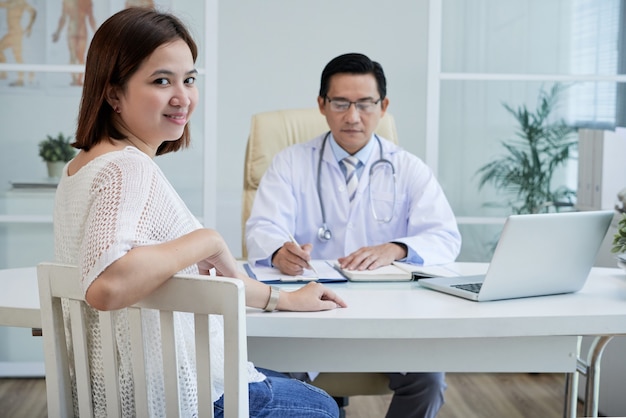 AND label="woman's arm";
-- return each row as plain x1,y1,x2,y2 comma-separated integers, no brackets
86,228,222,310
86,228,347,312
